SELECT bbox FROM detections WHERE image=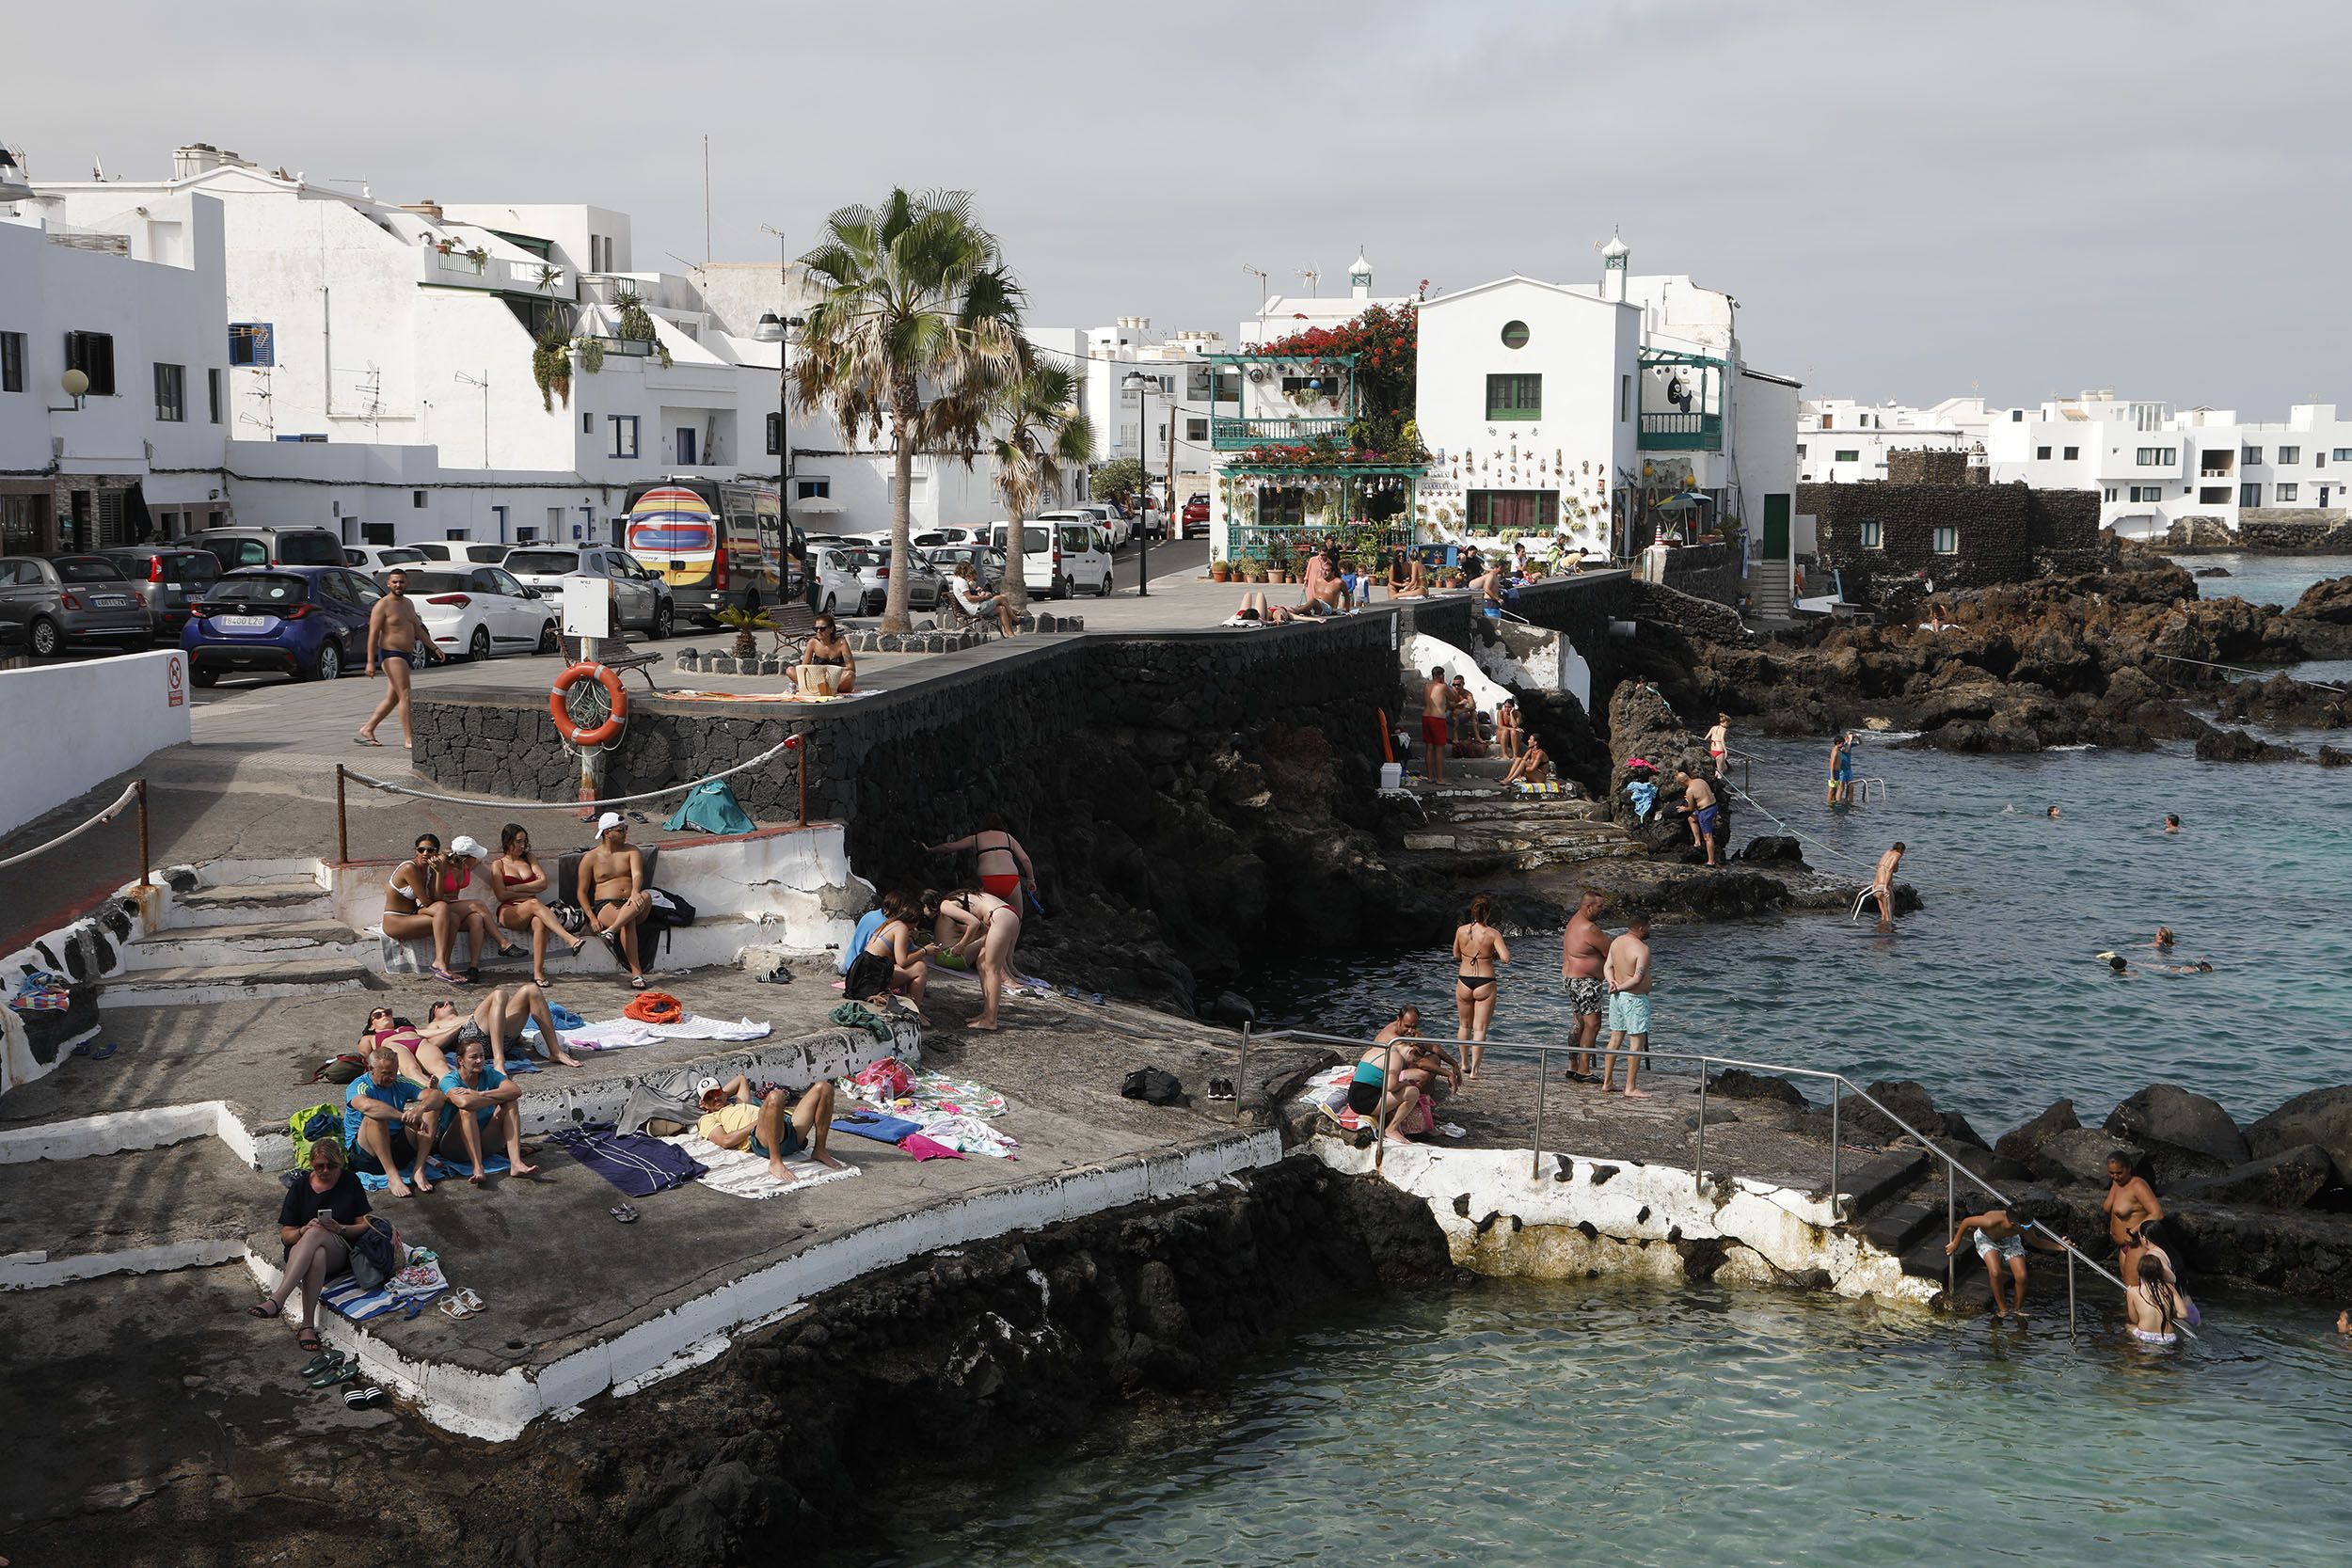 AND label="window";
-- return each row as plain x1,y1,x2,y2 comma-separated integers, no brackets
766,413,782,455
2279,446,2300,465
2130,485,2163,502
411,490,428,509
1796,444,1807,458
1500,320,1531,349
2036,445,2052,461
1487,373,1541,420
1834,449,1860,463
207,367,223,423
1186,417,1208,443
2137,447,2176,466
153,362,185,422
1858,519,1883,548
1619,374,1631,422
1932,526,1959,554
676,427,697,465
2010,409,2023,421
794,477,830,499
2199,486,2230,504
608,415,639,458
2103,487,2118,502
2240,483,2262,507
65,330,117,395
581,411,595,436
1278,373,1332,400
228,323,275,367
1466,491,1556,532
2243,446,2264,466
2278,483,2300,501
2334,449,2352,462
1,494,44,552
0,331,23,392
2063,446,2079,461
1820,414,1835,429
